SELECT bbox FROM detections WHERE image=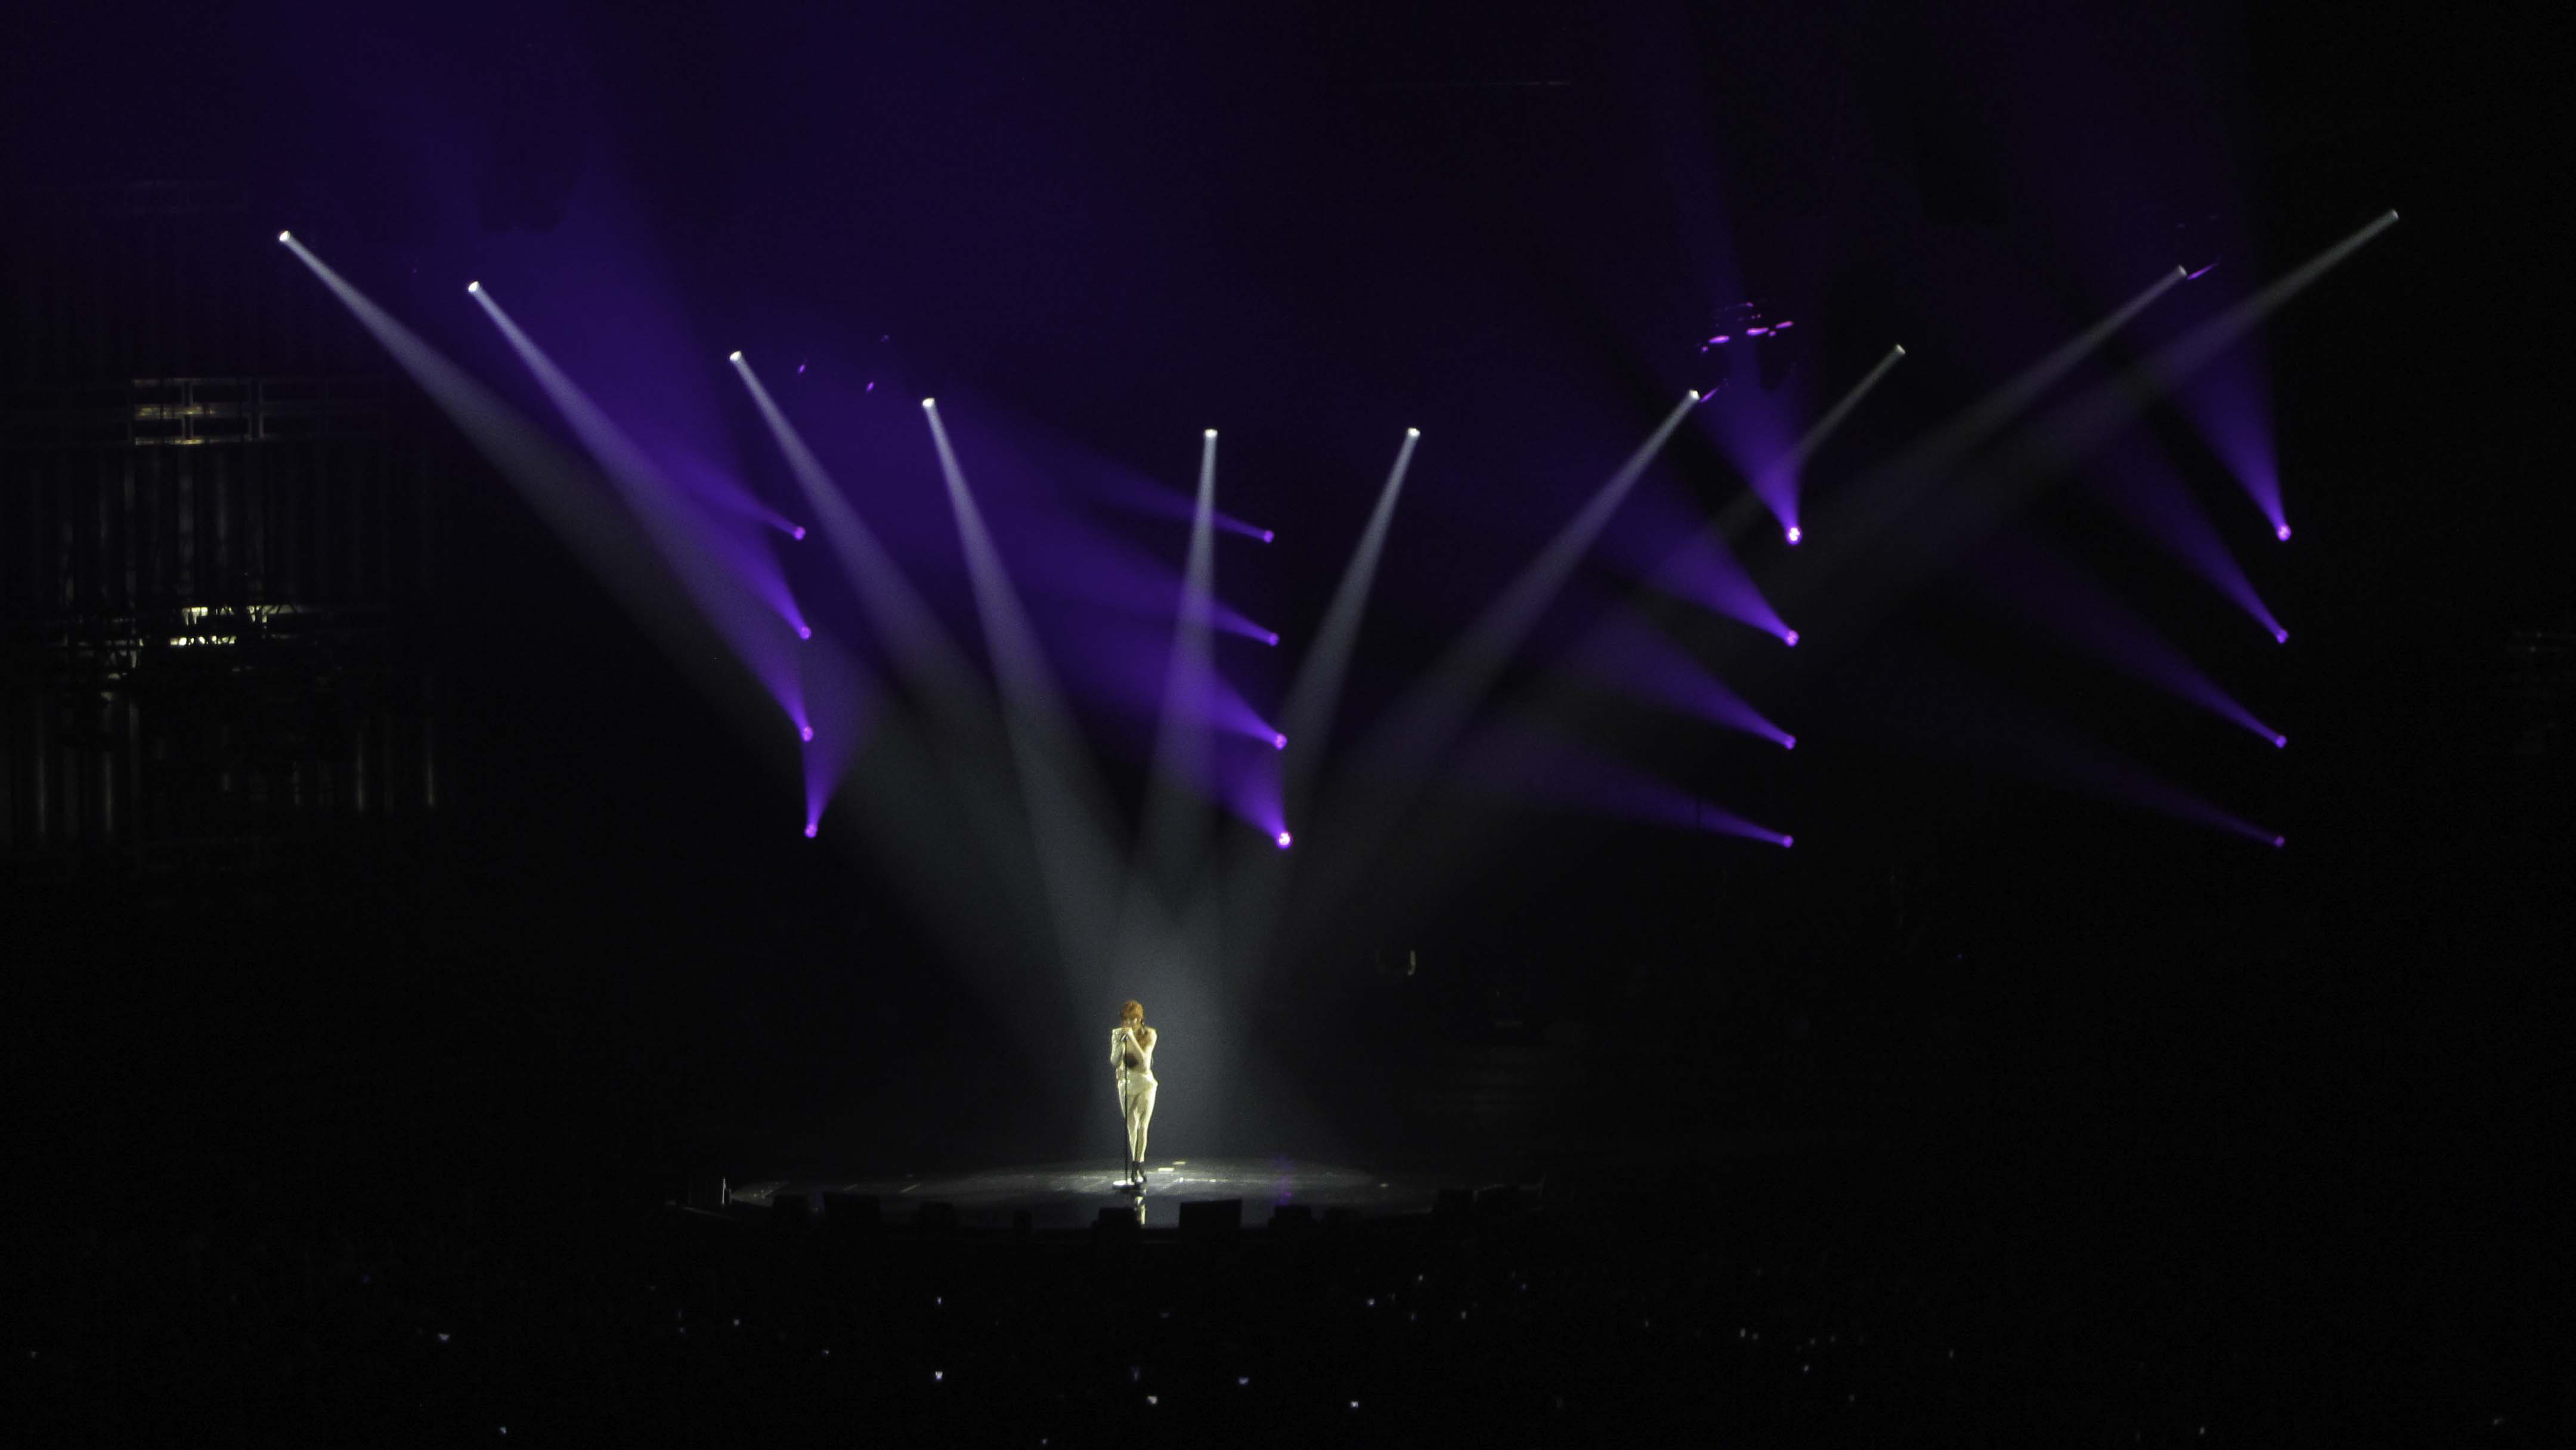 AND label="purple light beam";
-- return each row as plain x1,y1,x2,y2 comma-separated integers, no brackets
1753,343,1907,541
470,284,805,719
1571,610,1797,748
1618,485,1796,644
1970,529,2287,747
1211,600,1281,646
1993,212,2399,547
1459,712,1790,845
286,241,844,774
733,355,978,697
2080,440,2290,645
